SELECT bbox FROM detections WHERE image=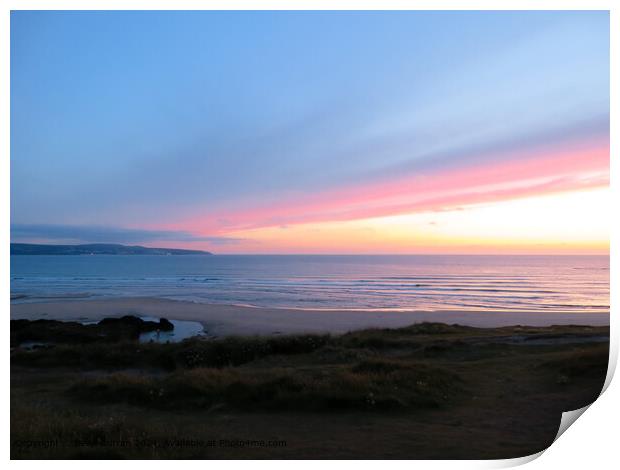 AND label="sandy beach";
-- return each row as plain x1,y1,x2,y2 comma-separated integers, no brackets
10,297,610,337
